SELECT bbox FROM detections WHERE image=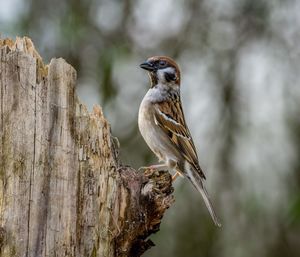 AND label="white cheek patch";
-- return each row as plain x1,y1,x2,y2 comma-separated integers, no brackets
157,67,176,83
